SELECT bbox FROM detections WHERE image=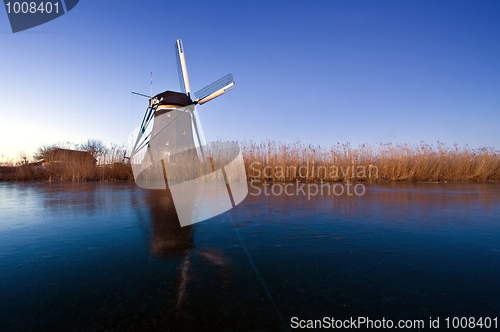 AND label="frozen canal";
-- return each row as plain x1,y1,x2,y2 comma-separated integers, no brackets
0,181,499,331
